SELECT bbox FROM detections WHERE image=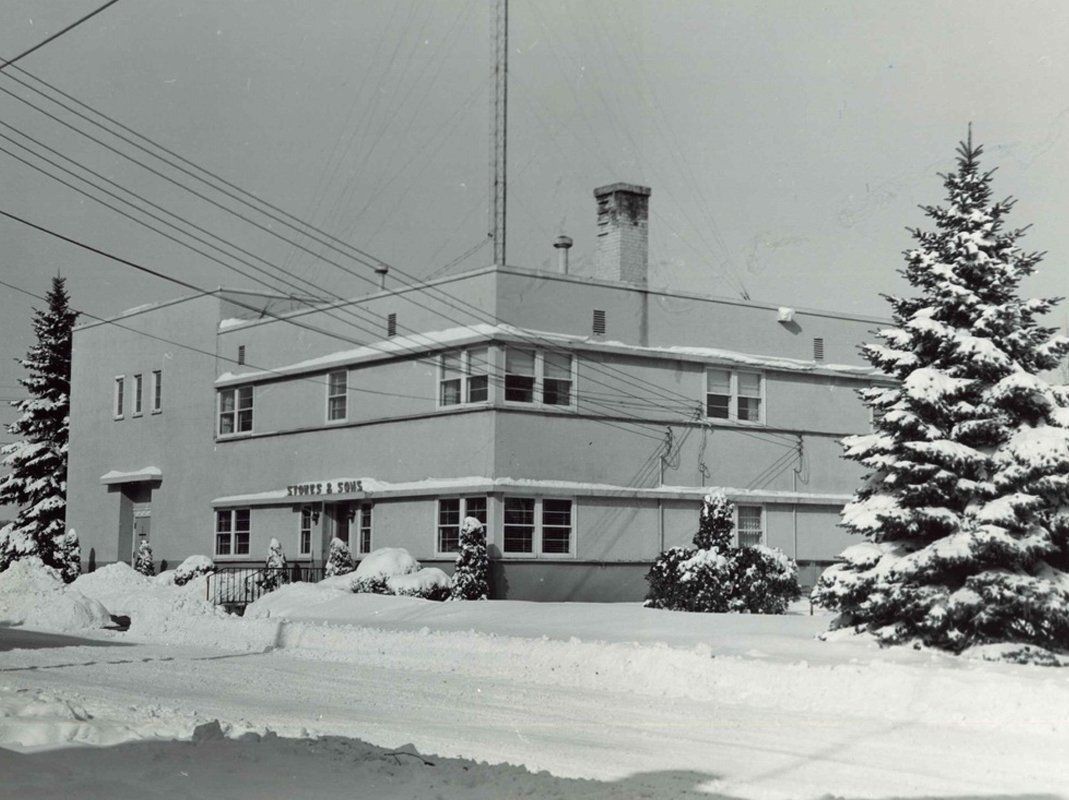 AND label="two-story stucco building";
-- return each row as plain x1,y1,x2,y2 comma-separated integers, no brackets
66,183,888,600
